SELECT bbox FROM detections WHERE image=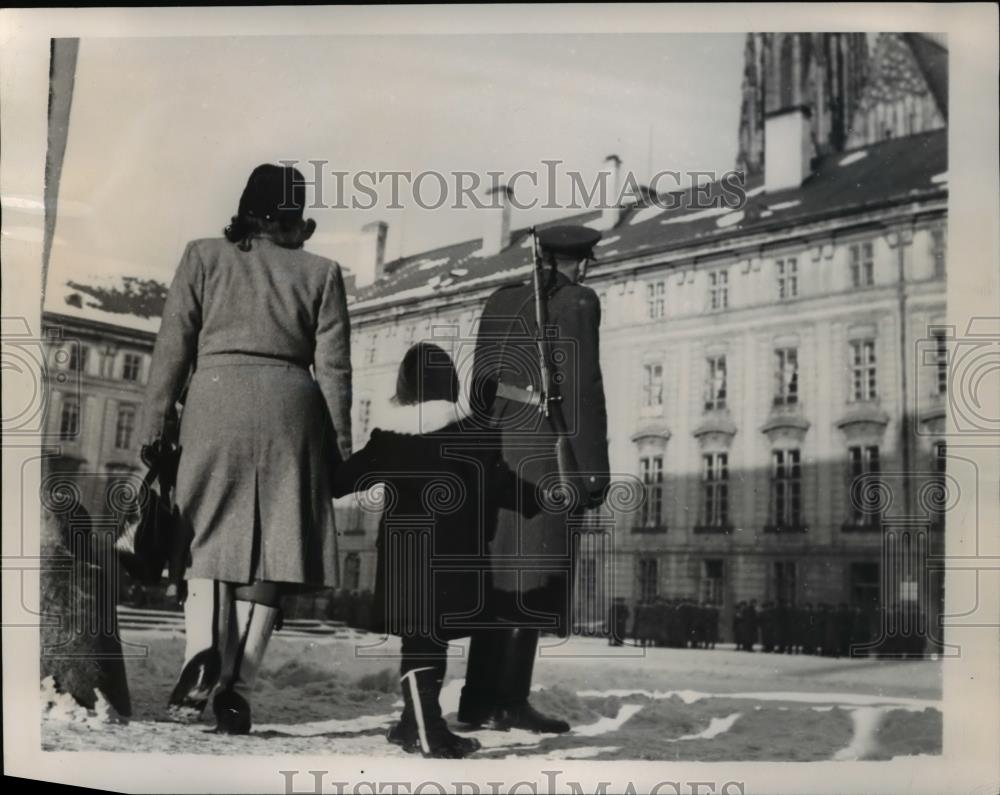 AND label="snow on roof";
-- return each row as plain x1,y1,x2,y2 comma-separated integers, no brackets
629,205,667,226
349,131,946,314
767,200,802,212
45,274,167,334
716,210,745,229
839,151,868,167
660,206,732,225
